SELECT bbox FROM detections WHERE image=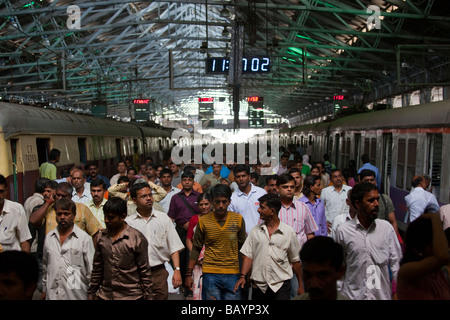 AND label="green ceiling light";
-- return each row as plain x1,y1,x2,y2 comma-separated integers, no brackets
22,2,35,8
296,35,320,44
287,47,311,57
